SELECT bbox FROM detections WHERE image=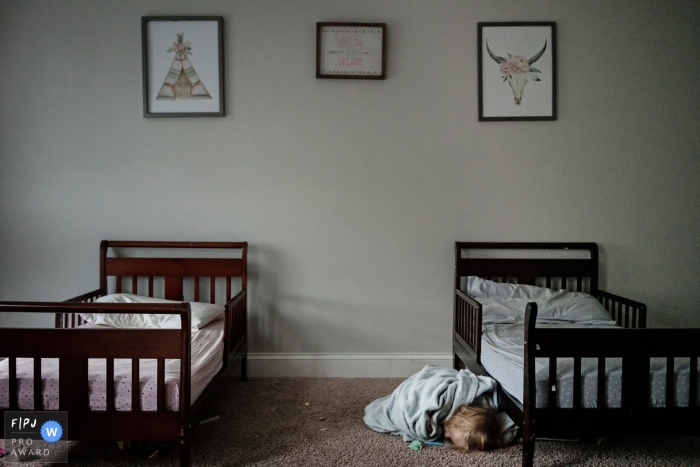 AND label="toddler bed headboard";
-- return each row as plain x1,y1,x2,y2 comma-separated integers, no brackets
454,242,598,294
98,240,248,303
61,240,249,363
454,242,646,369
